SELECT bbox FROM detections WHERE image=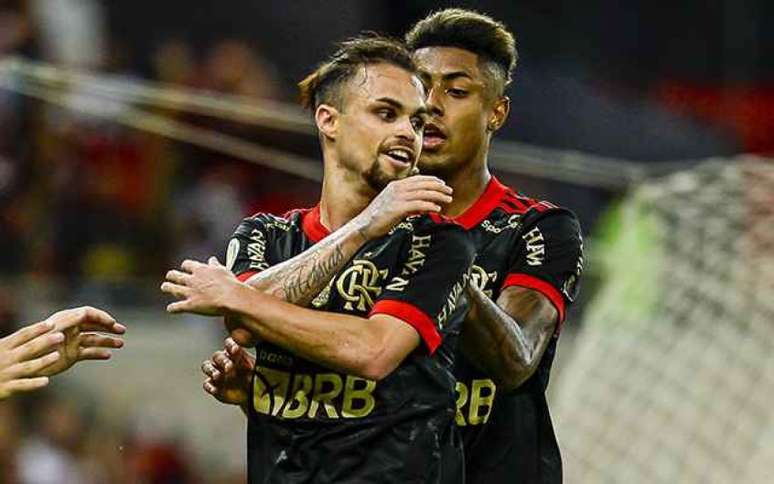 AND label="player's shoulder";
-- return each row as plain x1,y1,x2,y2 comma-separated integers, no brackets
232,210,302,236
497,185,580,228
499,186,558,216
